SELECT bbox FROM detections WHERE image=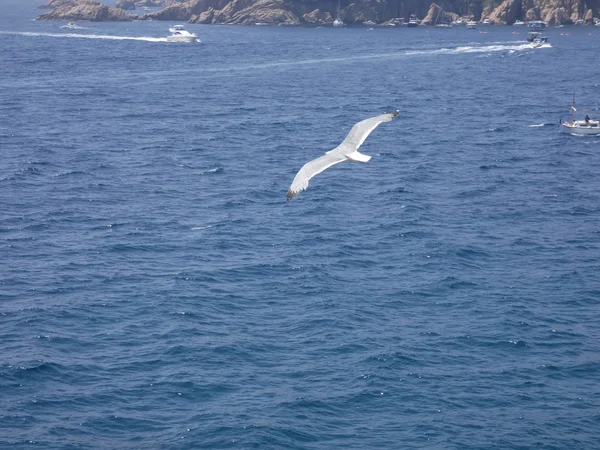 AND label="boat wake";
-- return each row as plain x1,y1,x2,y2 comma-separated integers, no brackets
214,42,546,74
440,42,550,54
0,31,168,42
